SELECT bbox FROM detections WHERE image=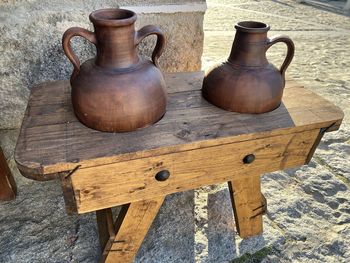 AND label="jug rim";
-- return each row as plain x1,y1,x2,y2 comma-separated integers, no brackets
235,21,270,33
90,8,137,26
